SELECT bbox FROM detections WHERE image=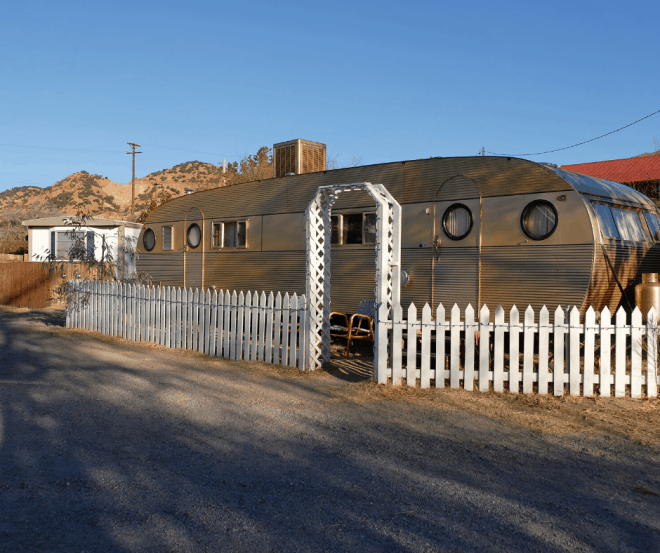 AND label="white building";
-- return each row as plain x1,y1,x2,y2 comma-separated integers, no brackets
22,217,143,278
